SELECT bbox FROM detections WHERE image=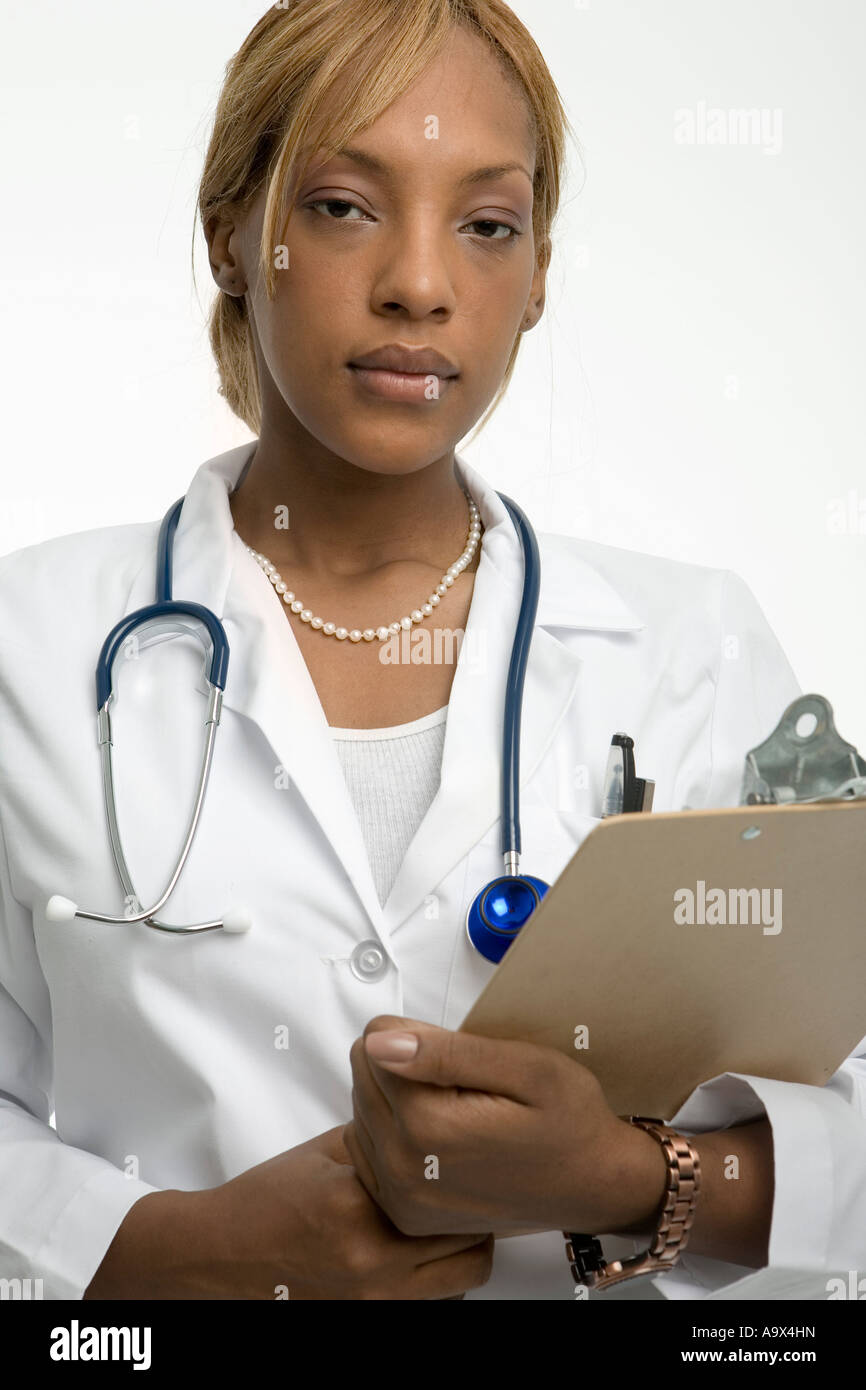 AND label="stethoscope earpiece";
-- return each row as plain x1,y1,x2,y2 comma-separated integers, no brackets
466,873,550,963
46,895,79,923
221,905,253,934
